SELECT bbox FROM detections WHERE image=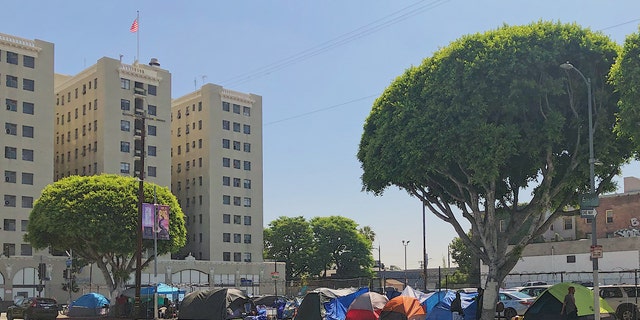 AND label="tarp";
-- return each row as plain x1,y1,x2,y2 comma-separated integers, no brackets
122,283,185,297
294,287,368,320
346,291,389,320
379,295,426,320
523,282,615,320
424,291,476,320
68,293,110,317
177,288,253,320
